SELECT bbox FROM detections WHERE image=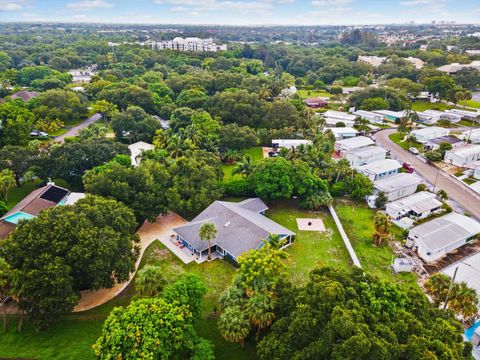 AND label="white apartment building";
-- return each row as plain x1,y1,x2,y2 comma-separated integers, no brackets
151,37,227,52
411,127,450,143
444,144,480,167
